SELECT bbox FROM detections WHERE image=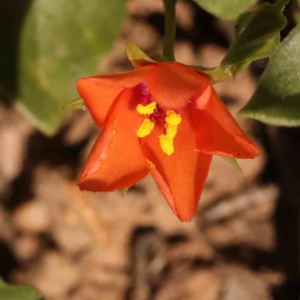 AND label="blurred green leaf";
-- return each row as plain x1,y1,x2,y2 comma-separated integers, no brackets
17,0,125,135
193,0,257,20
0,278,43,300
222,0,288,76
239,23,300,126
